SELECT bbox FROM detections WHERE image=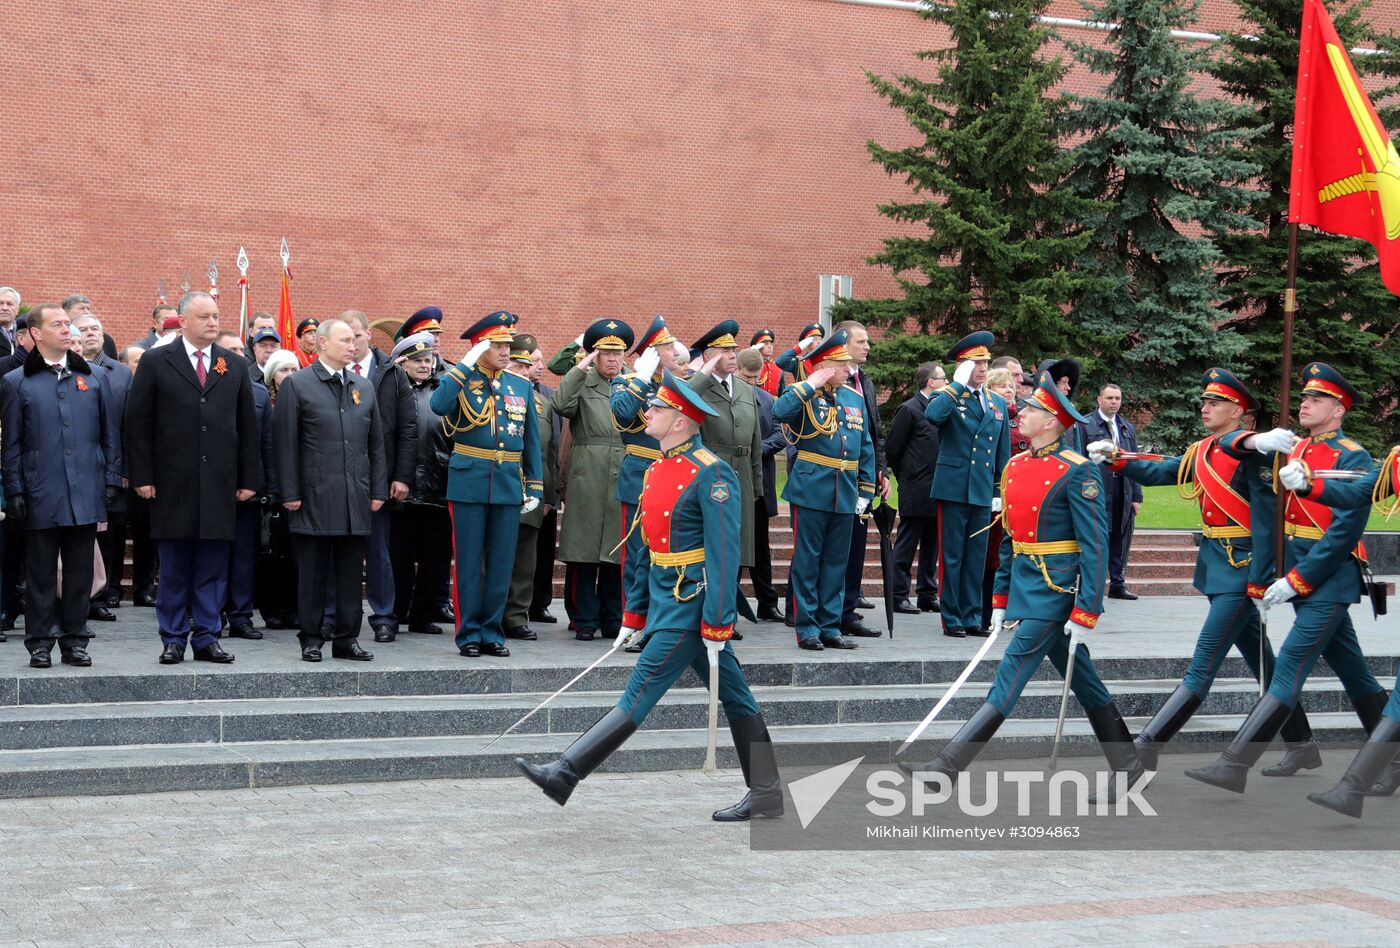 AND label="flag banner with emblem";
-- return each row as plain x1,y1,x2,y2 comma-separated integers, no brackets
1288,0,1400,295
